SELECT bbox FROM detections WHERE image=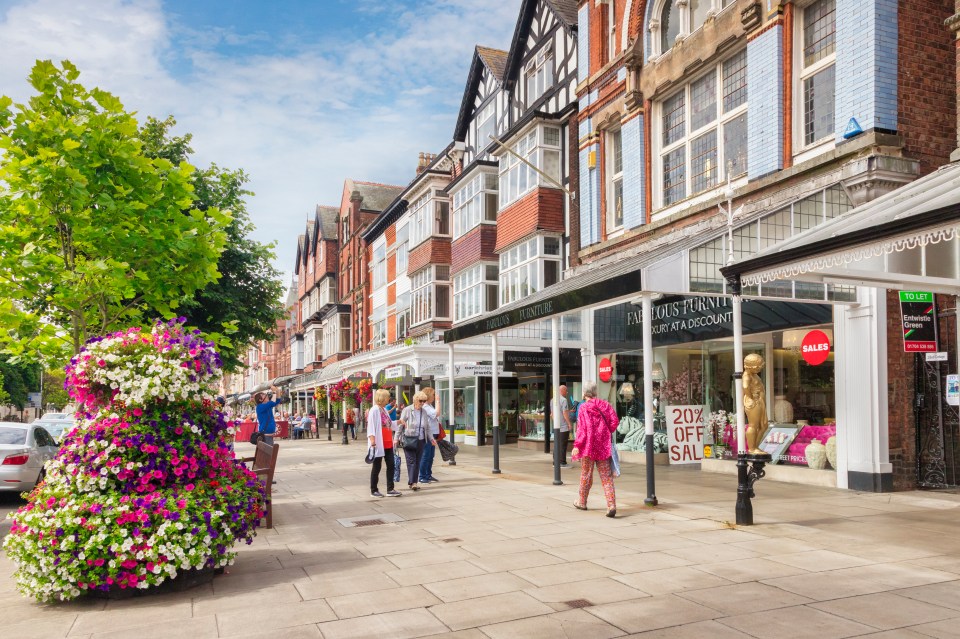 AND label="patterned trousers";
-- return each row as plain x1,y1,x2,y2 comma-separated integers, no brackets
578,457,616,510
